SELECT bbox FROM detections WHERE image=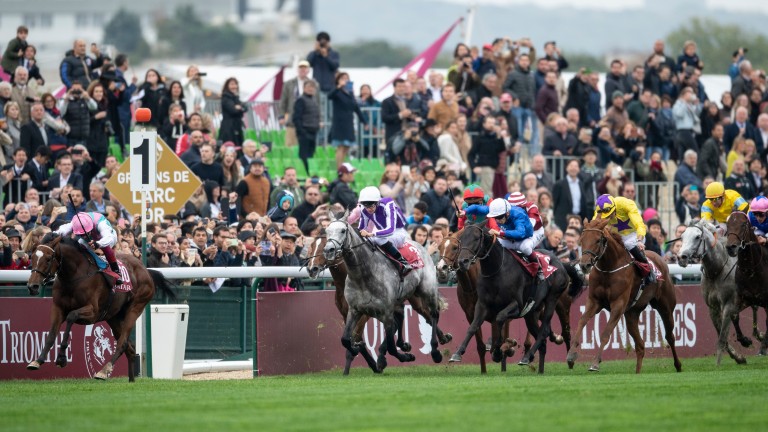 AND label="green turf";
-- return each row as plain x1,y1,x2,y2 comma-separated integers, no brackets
3,357,767,432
